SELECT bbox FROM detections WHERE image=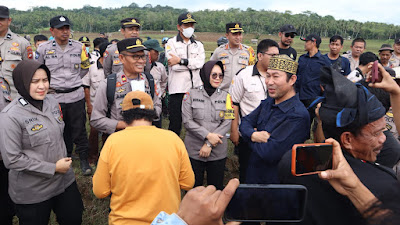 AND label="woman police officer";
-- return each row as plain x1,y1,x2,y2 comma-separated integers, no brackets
182,60,234,190
0,60,83,225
